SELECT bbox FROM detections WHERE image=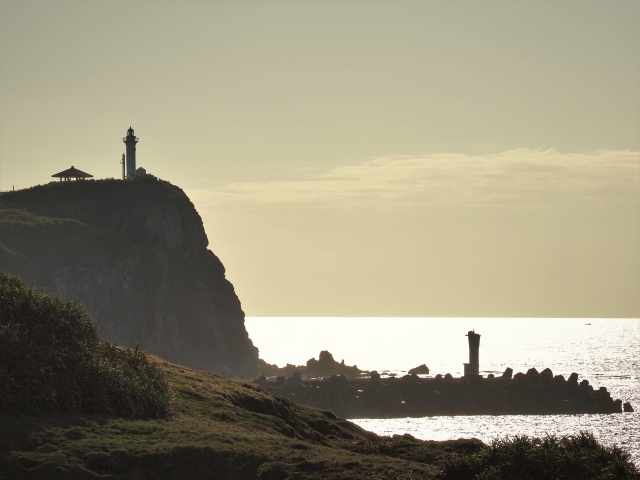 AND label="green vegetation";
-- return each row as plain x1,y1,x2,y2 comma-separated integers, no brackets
0,356,482,479
0,176,178,224
438,432,638,480
0,270,637,479
0,207,125,274
0,270,171,418
0,242,21,258
0,209,84,230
